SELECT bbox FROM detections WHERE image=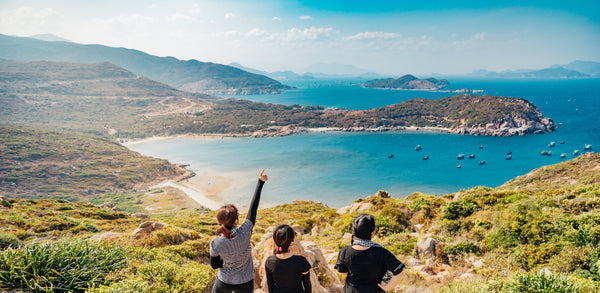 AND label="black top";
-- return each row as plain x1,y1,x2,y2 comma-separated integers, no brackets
265,255,312,293
334,246,405,293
